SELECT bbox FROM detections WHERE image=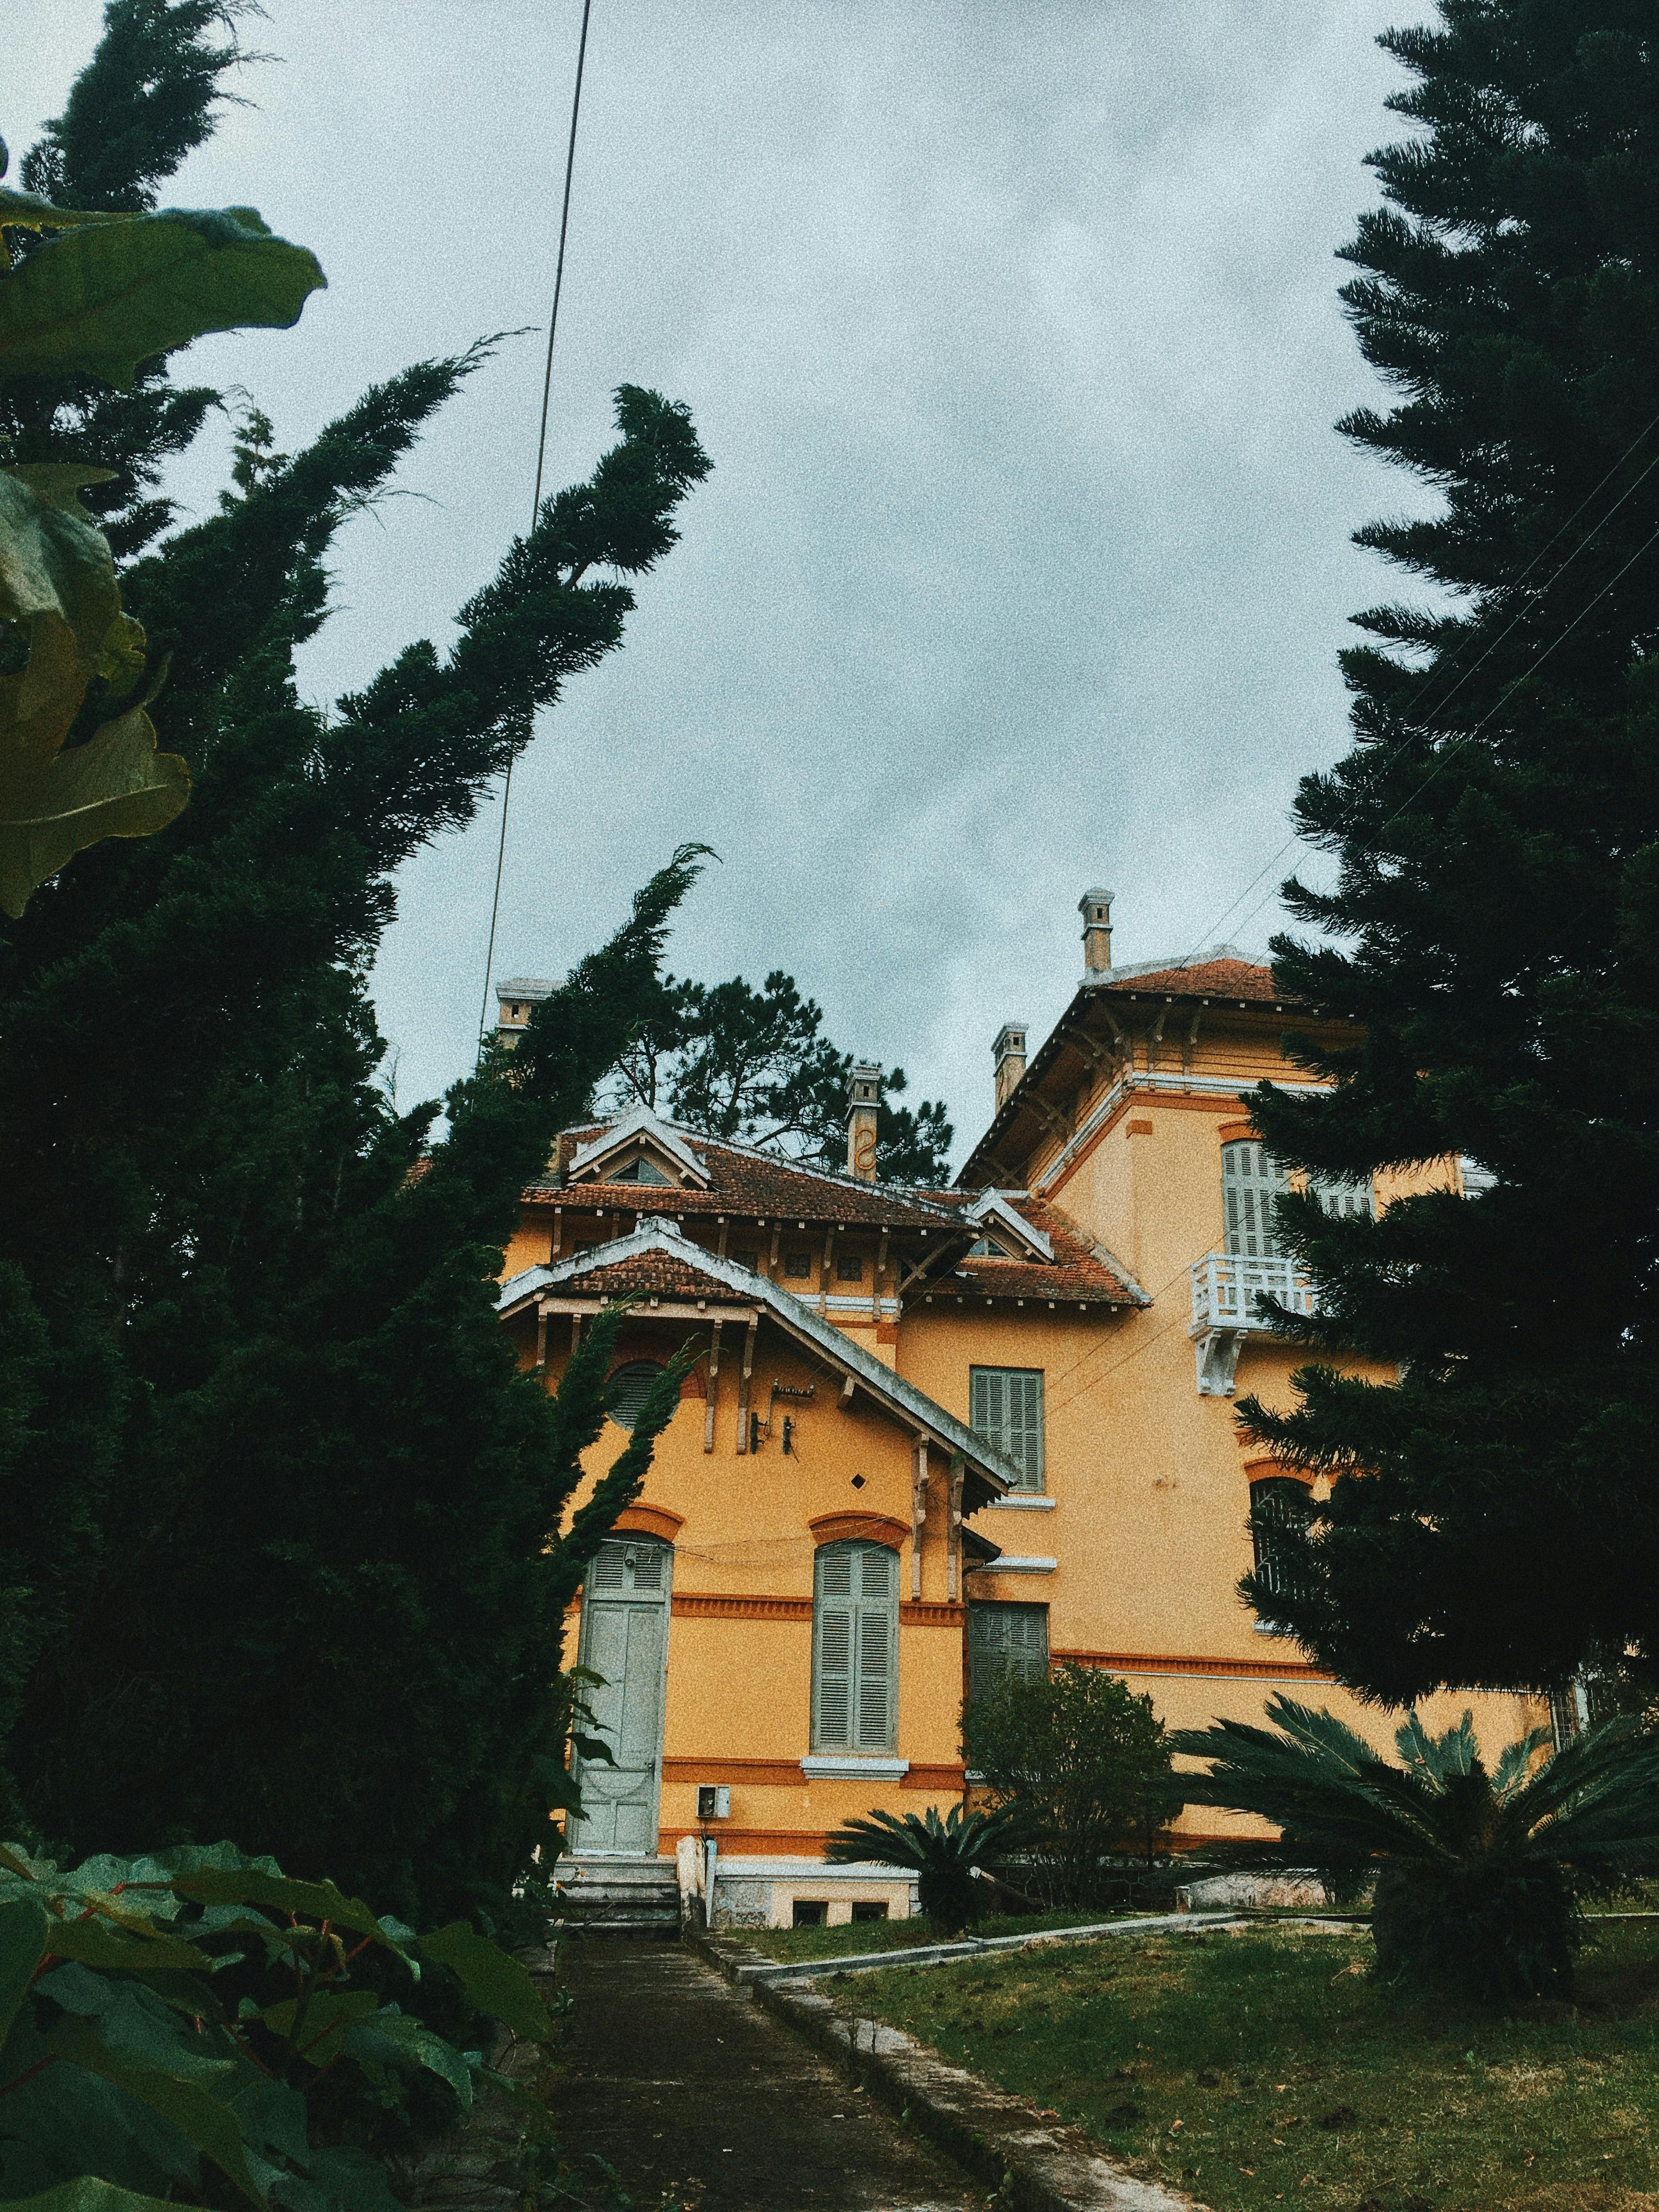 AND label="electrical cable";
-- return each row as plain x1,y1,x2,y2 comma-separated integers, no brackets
1210,512,1659,960
476,0,595,1053
1171,405,1659,969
